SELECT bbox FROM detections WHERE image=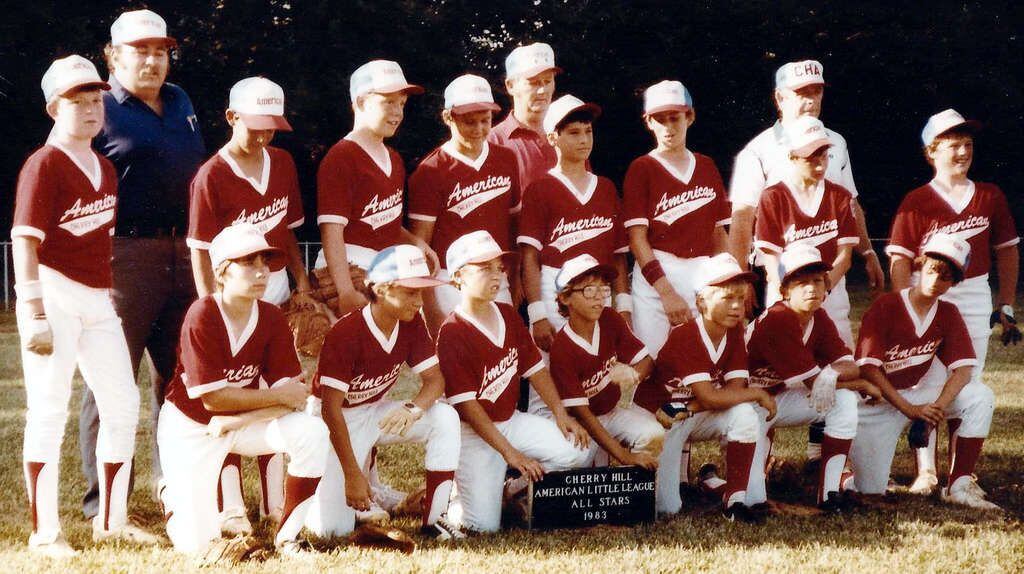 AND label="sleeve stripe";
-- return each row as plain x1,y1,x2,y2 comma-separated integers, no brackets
185,237,211,250
784,366,821,385
614,246,630,254
994,237,1021,249
523,360,546,378
754,240,784,254
287,217,306,229
319,376,350,392
681,372,712,386
628,348,650,365
624,218,649,228
562,398,589,407
835,354,855,364
947,358,978,371
885,245,916,259
317,215,349,226
411,355,440,374
509,203,523,215
724,369,749,381
407,213,437,222
838,237,860,246
185,379,228,399
448,391,477,405
269,376,299,388
716,218,732,227
11,226,46,242
856,357,884,367
516,236,544,251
